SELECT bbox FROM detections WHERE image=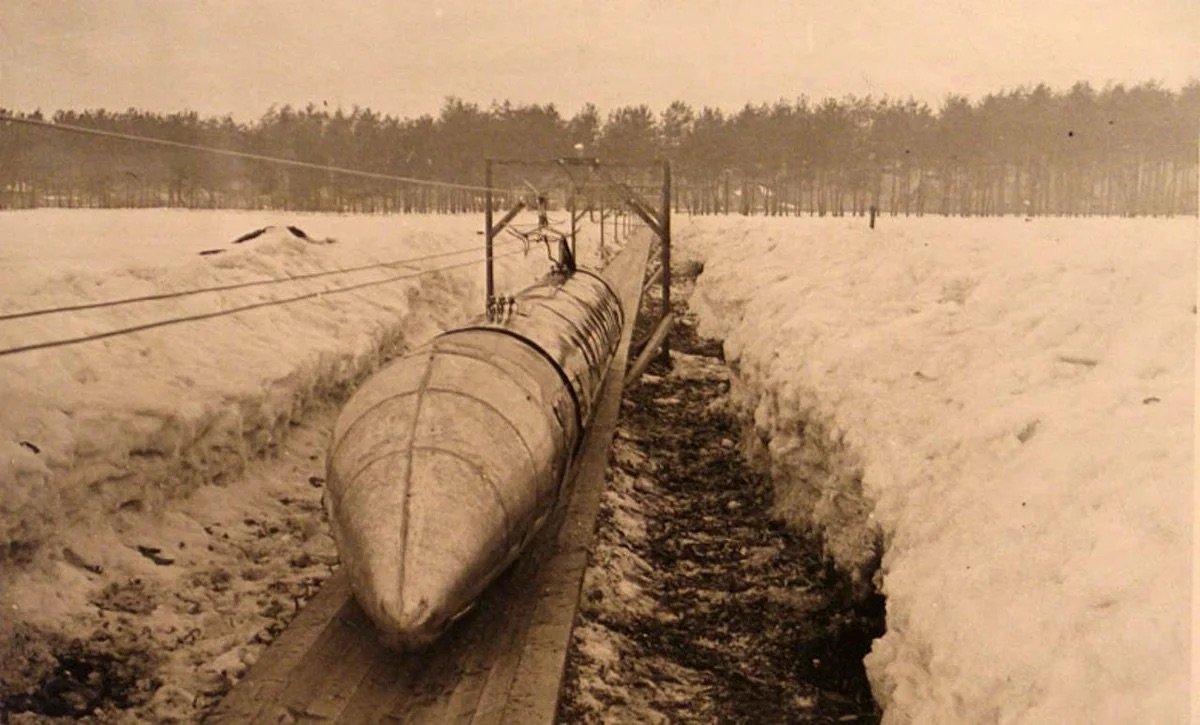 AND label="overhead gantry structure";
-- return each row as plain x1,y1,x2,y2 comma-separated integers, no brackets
484,157,673,364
